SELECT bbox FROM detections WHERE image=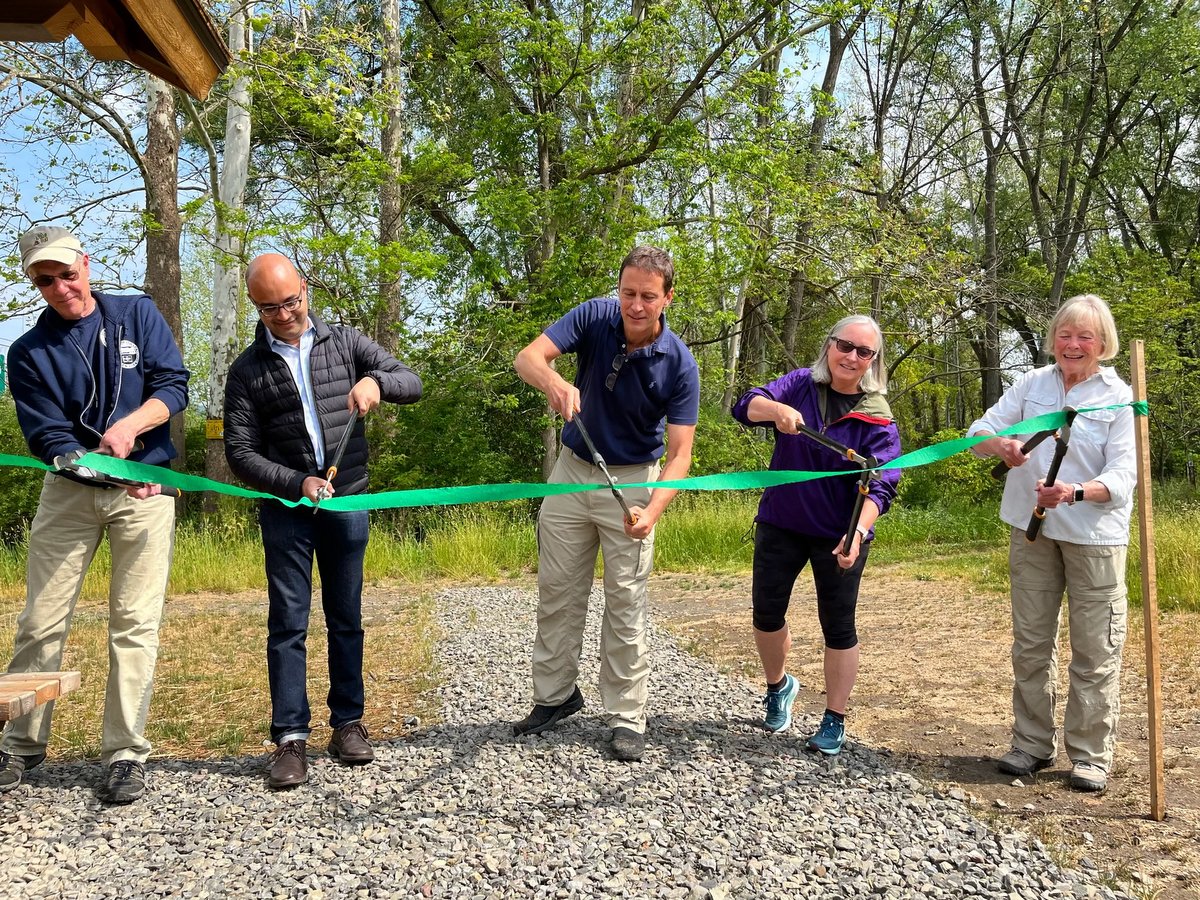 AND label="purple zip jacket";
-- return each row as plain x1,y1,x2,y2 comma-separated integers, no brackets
732,368,901,540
